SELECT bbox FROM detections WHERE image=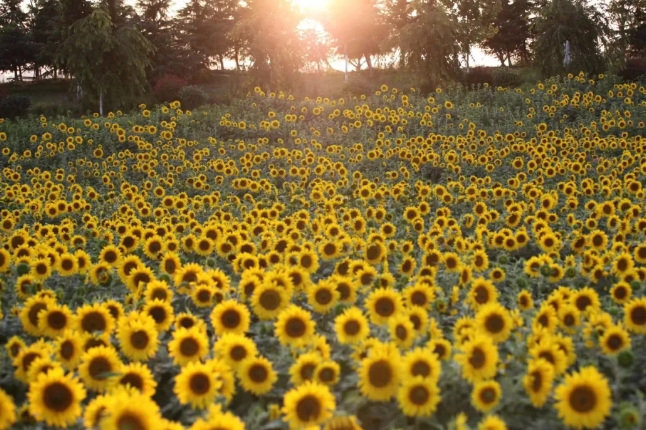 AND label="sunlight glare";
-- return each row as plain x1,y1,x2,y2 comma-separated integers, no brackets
294,0,329,12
